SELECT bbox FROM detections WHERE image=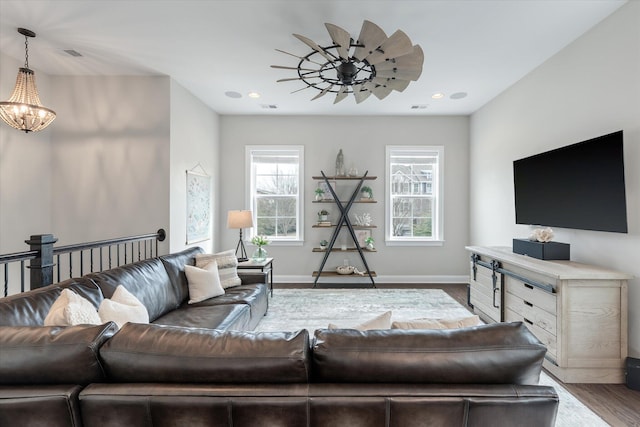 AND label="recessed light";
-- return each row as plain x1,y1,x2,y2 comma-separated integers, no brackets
248,92,261,99
431,92,445,100
450,92,468,100
225,91,242,99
